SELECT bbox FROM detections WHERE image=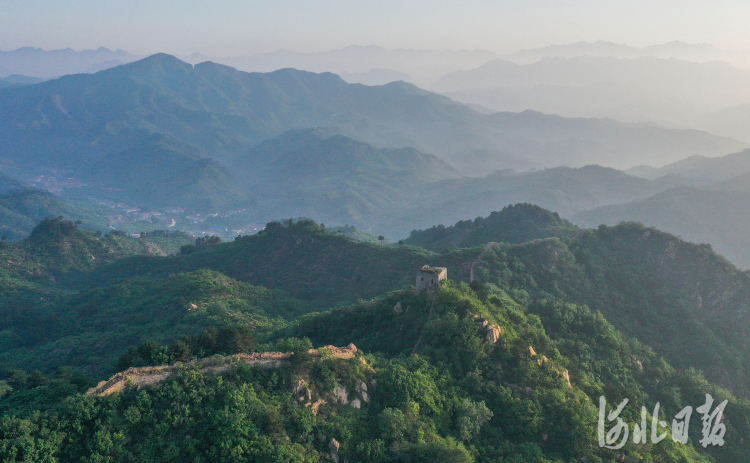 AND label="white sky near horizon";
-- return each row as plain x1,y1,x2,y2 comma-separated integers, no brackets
1,0,749,56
